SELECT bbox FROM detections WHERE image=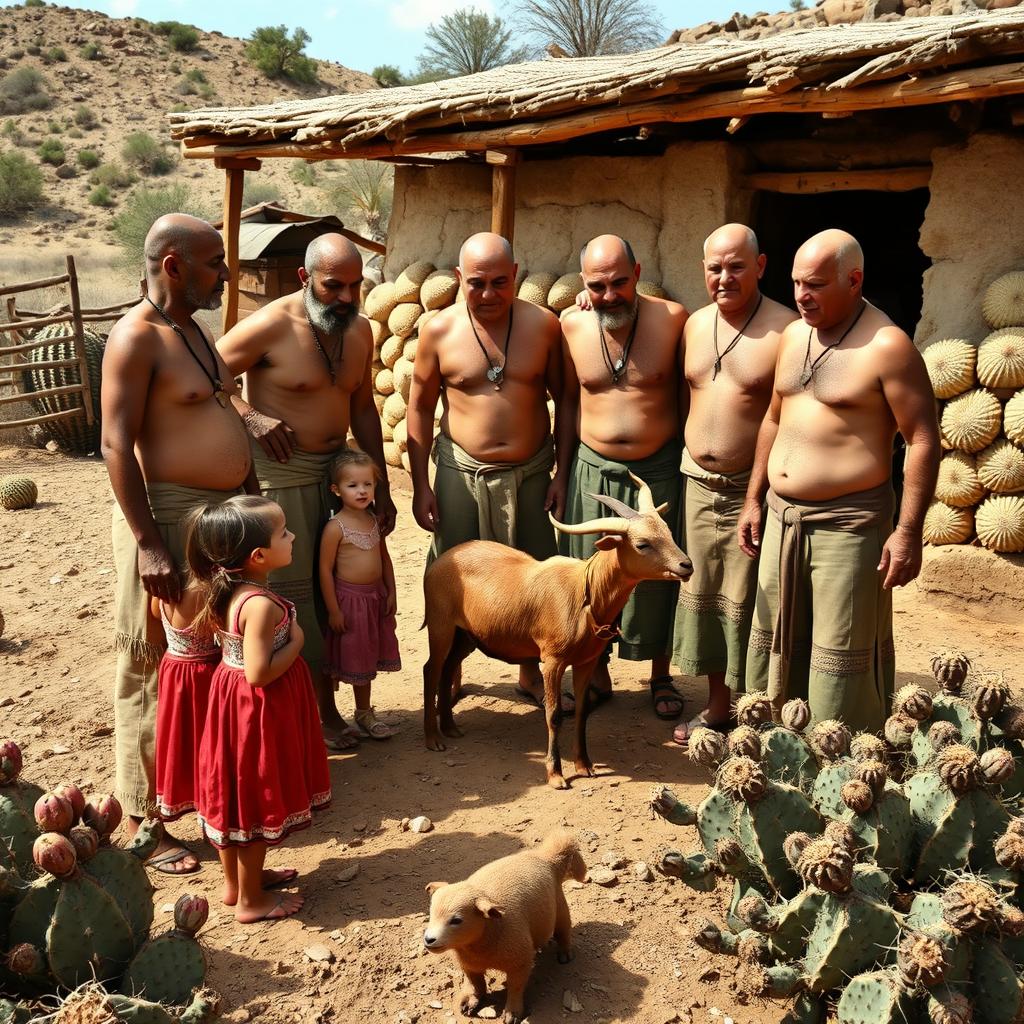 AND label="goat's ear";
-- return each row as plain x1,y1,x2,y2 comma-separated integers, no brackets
475,897,503,919
594,535,623,551
425,881,449,895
